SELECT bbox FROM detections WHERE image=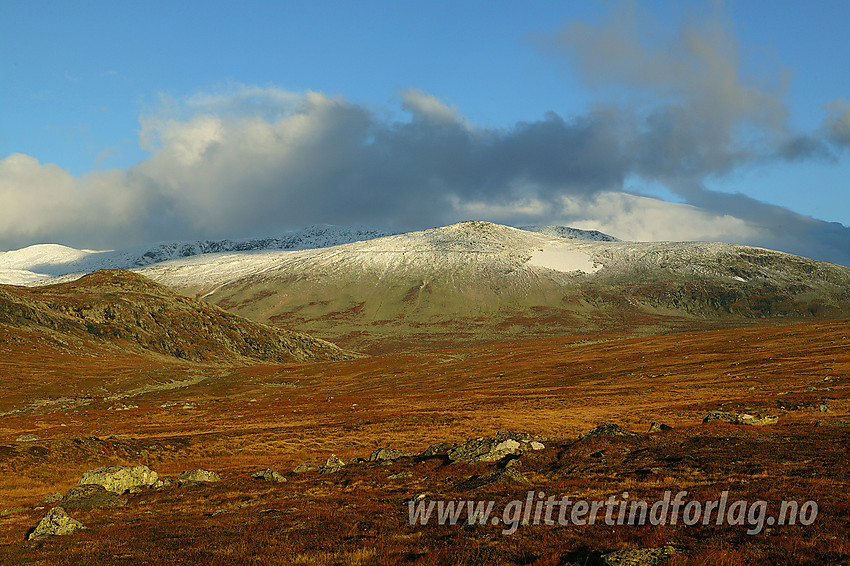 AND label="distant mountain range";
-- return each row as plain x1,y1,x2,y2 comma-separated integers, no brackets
3,221,849,353
0,223,614,285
